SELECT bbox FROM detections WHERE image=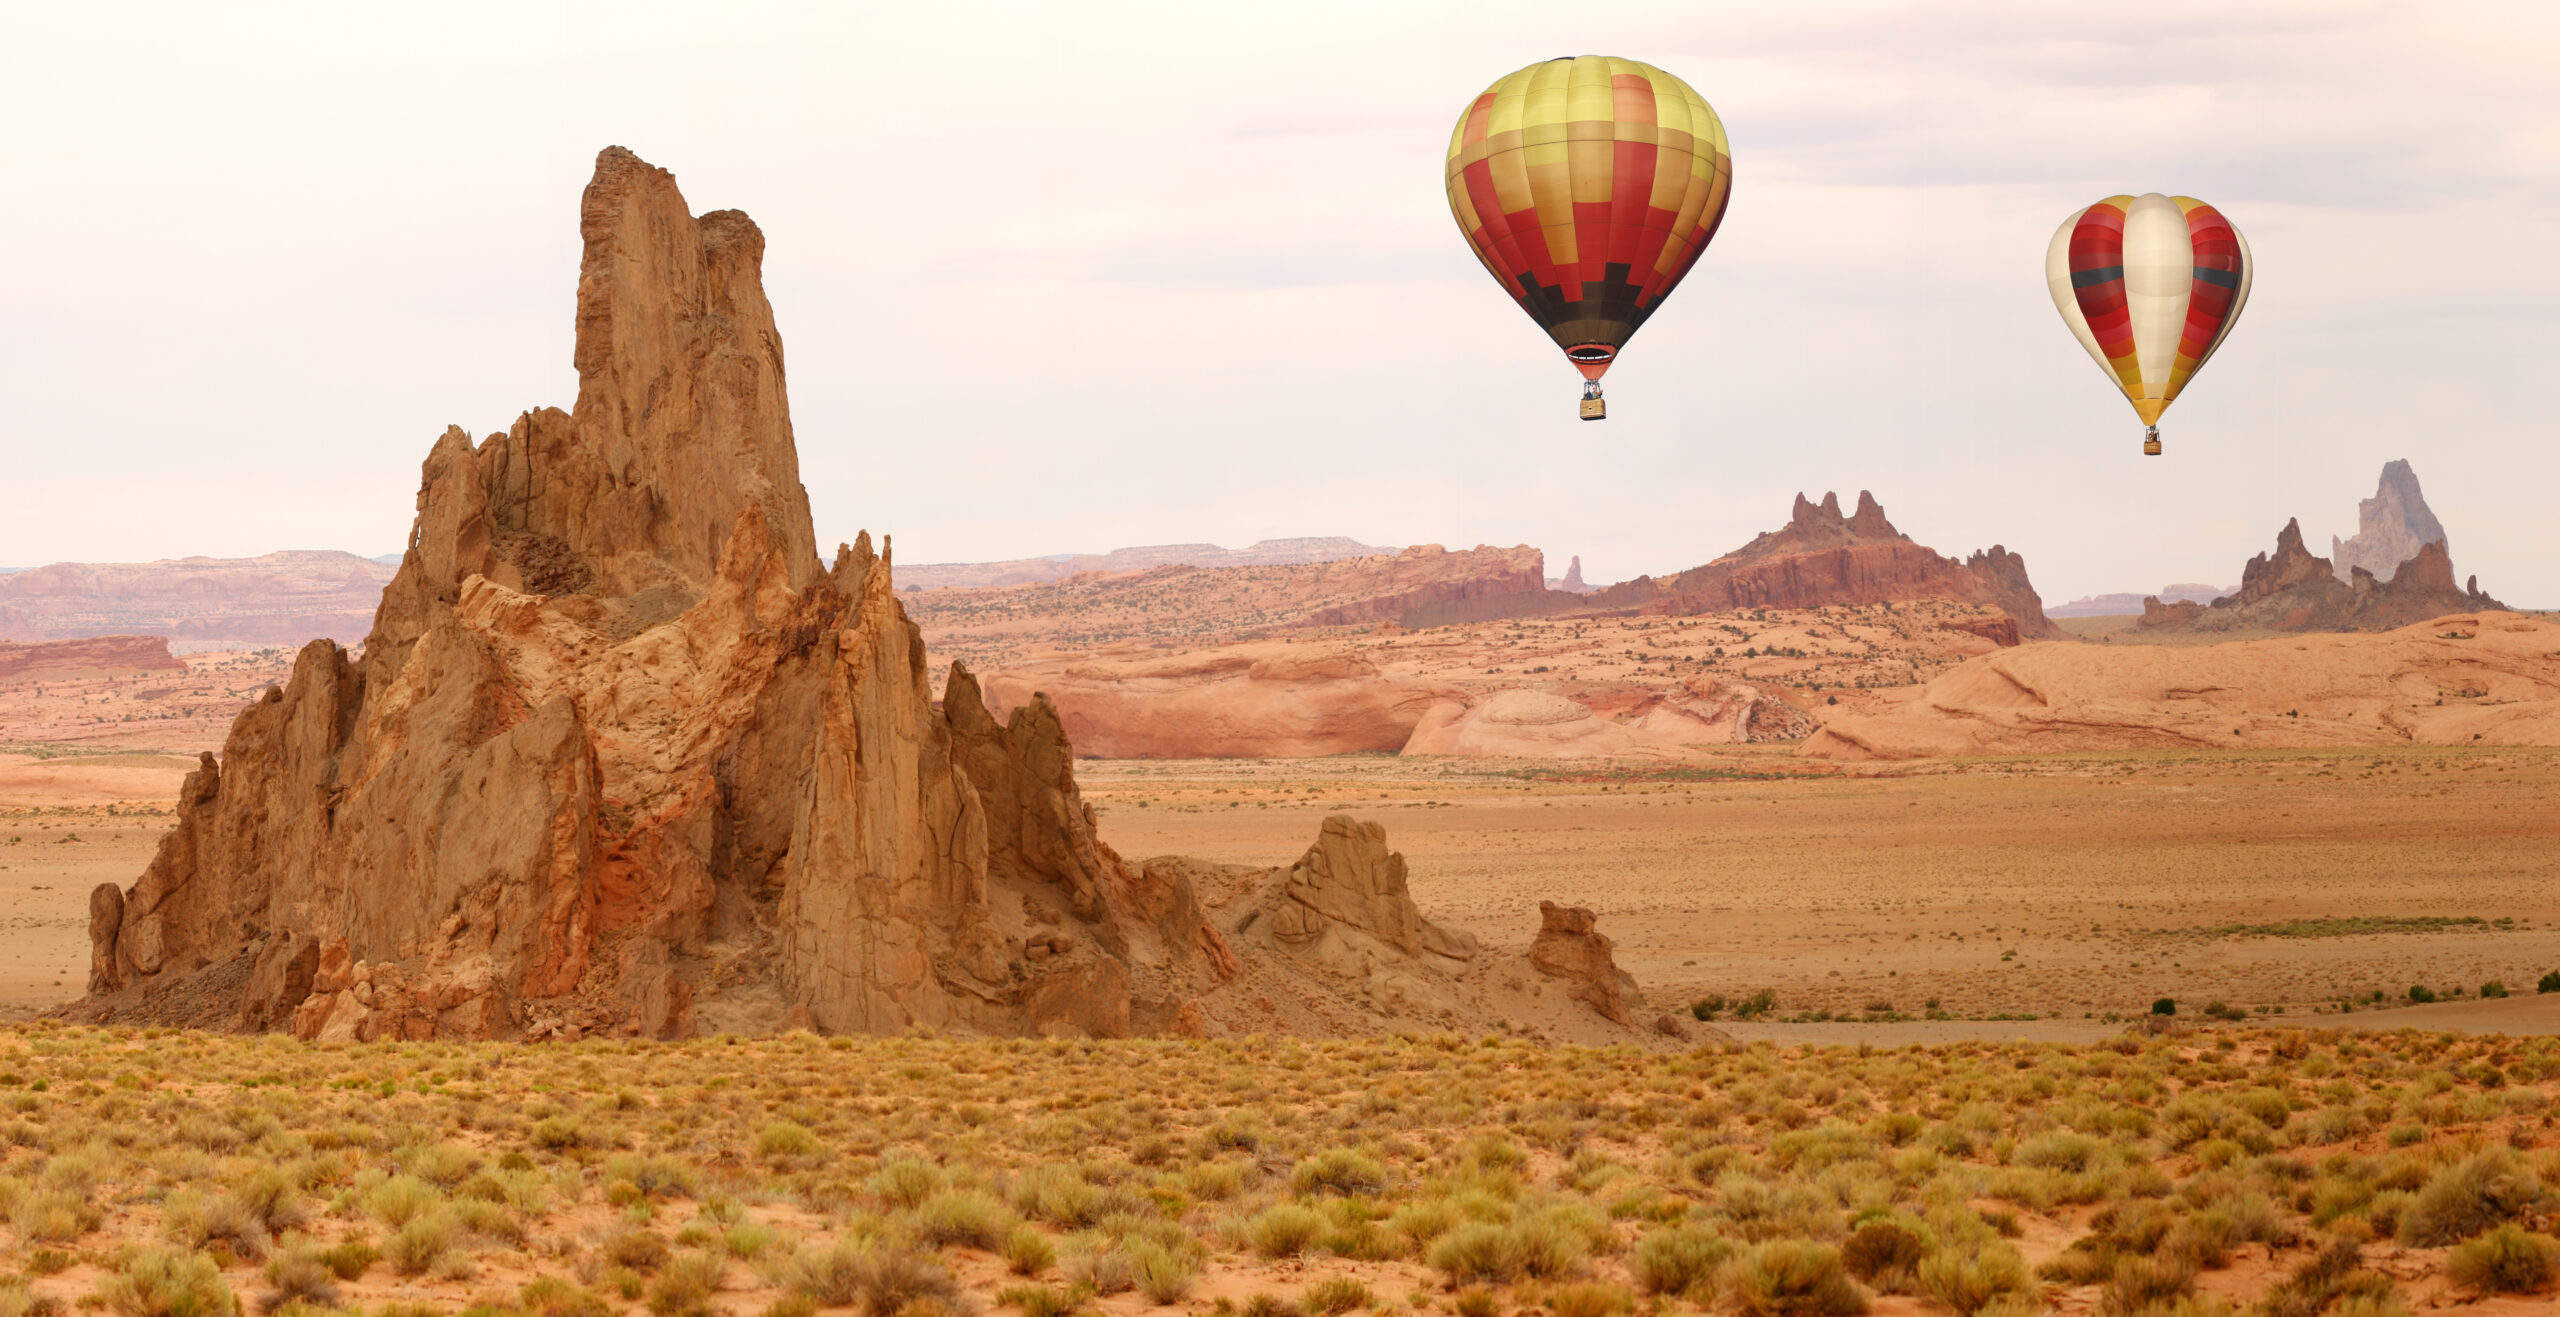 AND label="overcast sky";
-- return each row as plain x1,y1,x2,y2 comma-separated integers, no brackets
3,1,2553,604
